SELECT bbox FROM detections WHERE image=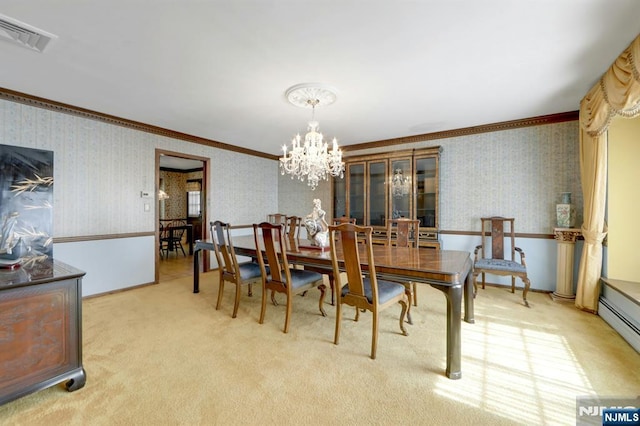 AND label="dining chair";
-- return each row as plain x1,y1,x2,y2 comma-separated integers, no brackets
289,214,338,305
267,213,287,225
284,215,301,248
327,217,357,303
211,220,263,318
164,219,187,257
328,223,408,359
472,216,531,307
159,222,170,259
332,216,356,225
159,219,185,258
386,218,420,324
253,222,327,333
